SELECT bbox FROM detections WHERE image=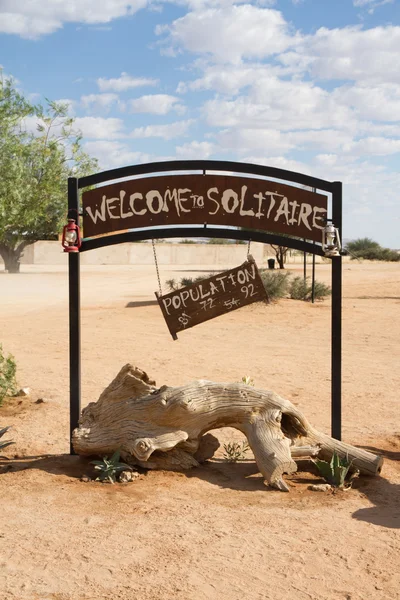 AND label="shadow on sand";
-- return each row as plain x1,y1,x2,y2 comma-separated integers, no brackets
351,444,399,529
126,300,158,308
0,454,94,479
